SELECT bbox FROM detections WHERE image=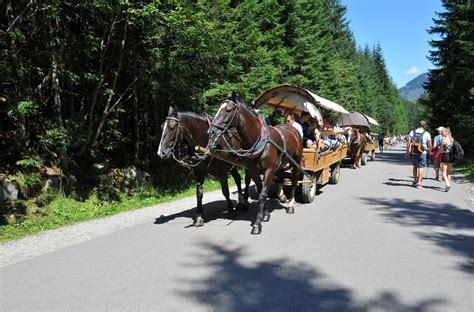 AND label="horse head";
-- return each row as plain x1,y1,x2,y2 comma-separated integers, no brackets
157,106,181,159
208,100,241,150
